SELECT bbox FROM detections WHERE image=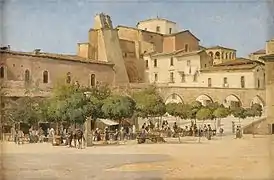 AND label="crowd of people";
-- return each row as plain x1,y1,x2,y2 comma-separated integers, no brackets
6,119,242,145
92,125,137,142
